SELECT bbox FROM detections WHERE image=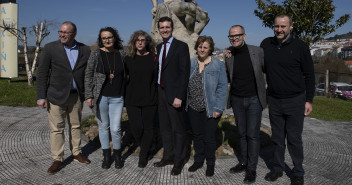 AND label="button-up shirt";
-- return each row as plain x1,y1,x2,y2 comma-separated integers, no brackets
158,36,174,84
63,42,78,89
